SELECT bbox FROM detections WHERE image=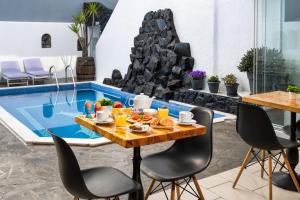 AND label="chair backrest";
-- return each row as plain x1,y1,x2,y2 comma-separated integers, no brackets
51,133,93,198
170,106,214,168
1,61,20,73
23,58,44,72
236,102,282,150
